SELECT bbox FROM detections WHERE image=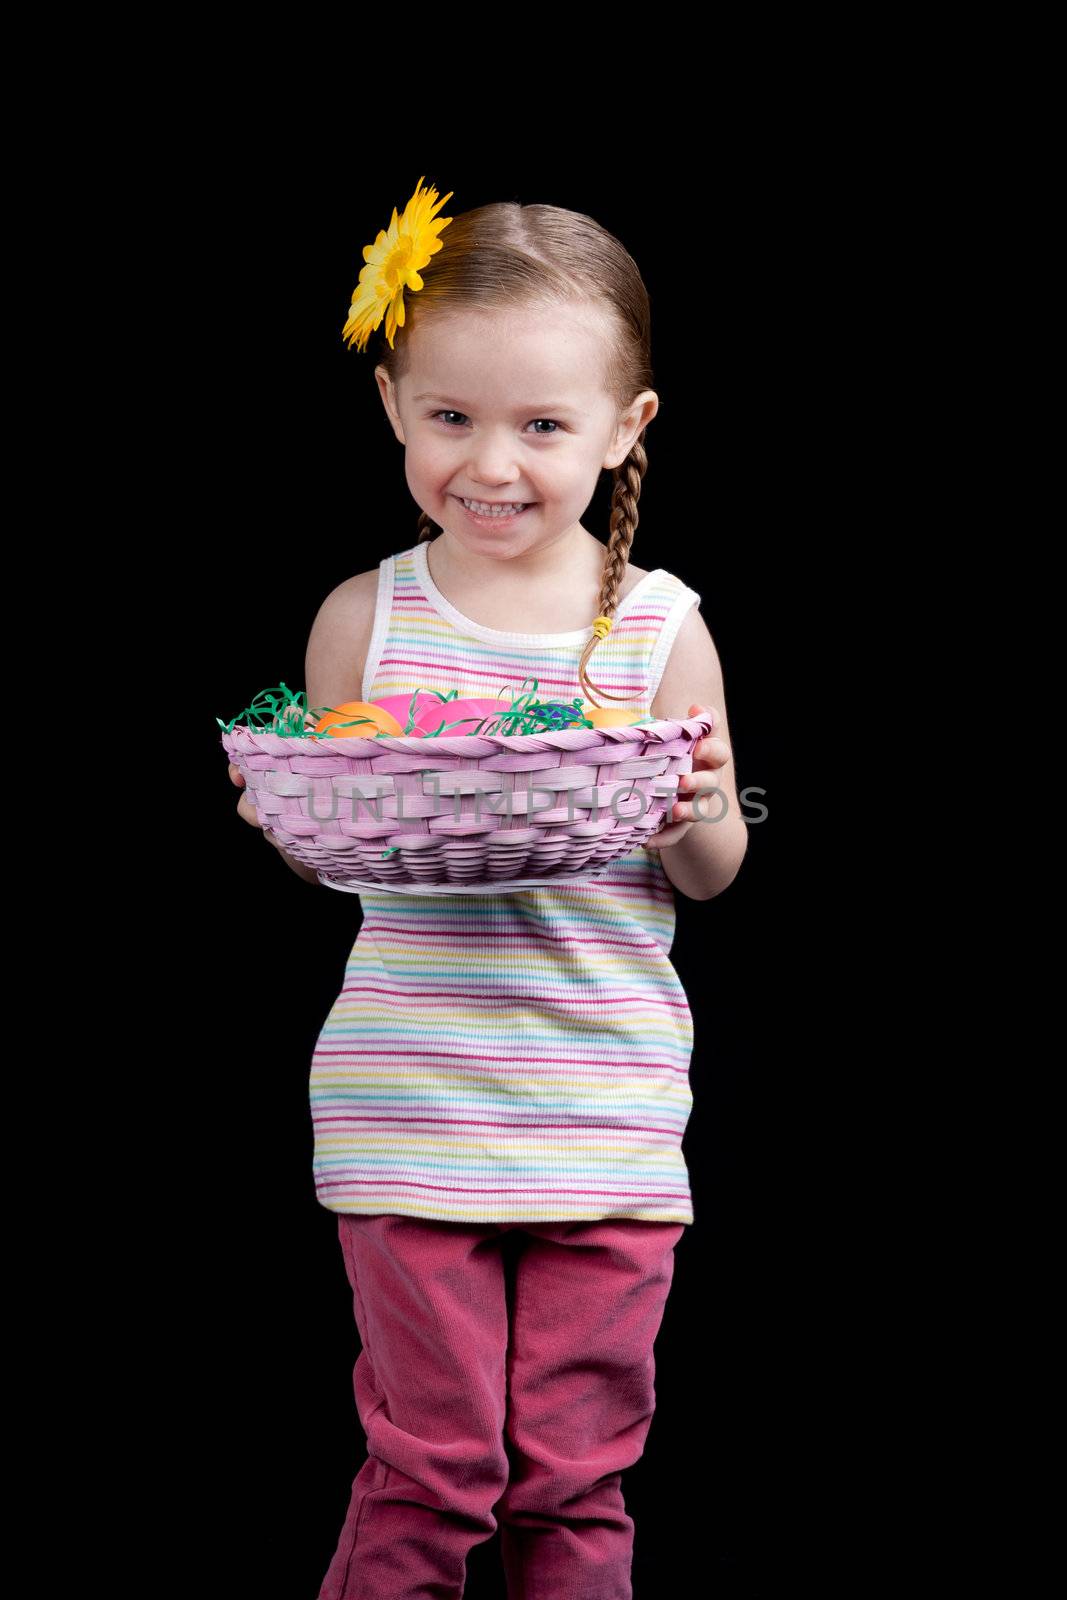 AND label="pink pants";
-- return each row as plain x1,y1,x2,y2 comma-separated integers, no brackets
317,1212,686,1600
